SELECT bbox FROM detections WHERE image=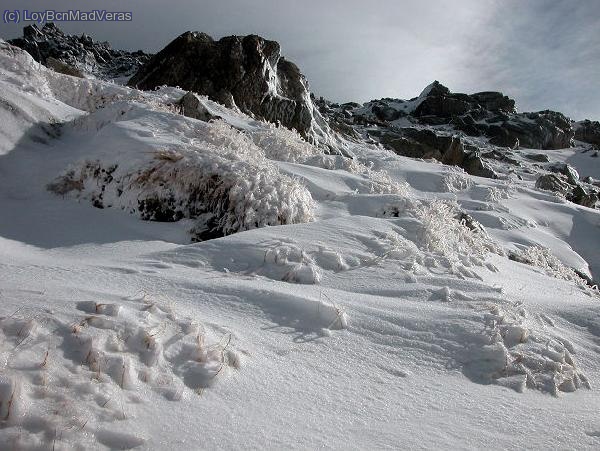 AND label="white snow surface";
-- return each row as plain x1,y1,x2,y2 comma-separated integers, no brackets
2,40,600,450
